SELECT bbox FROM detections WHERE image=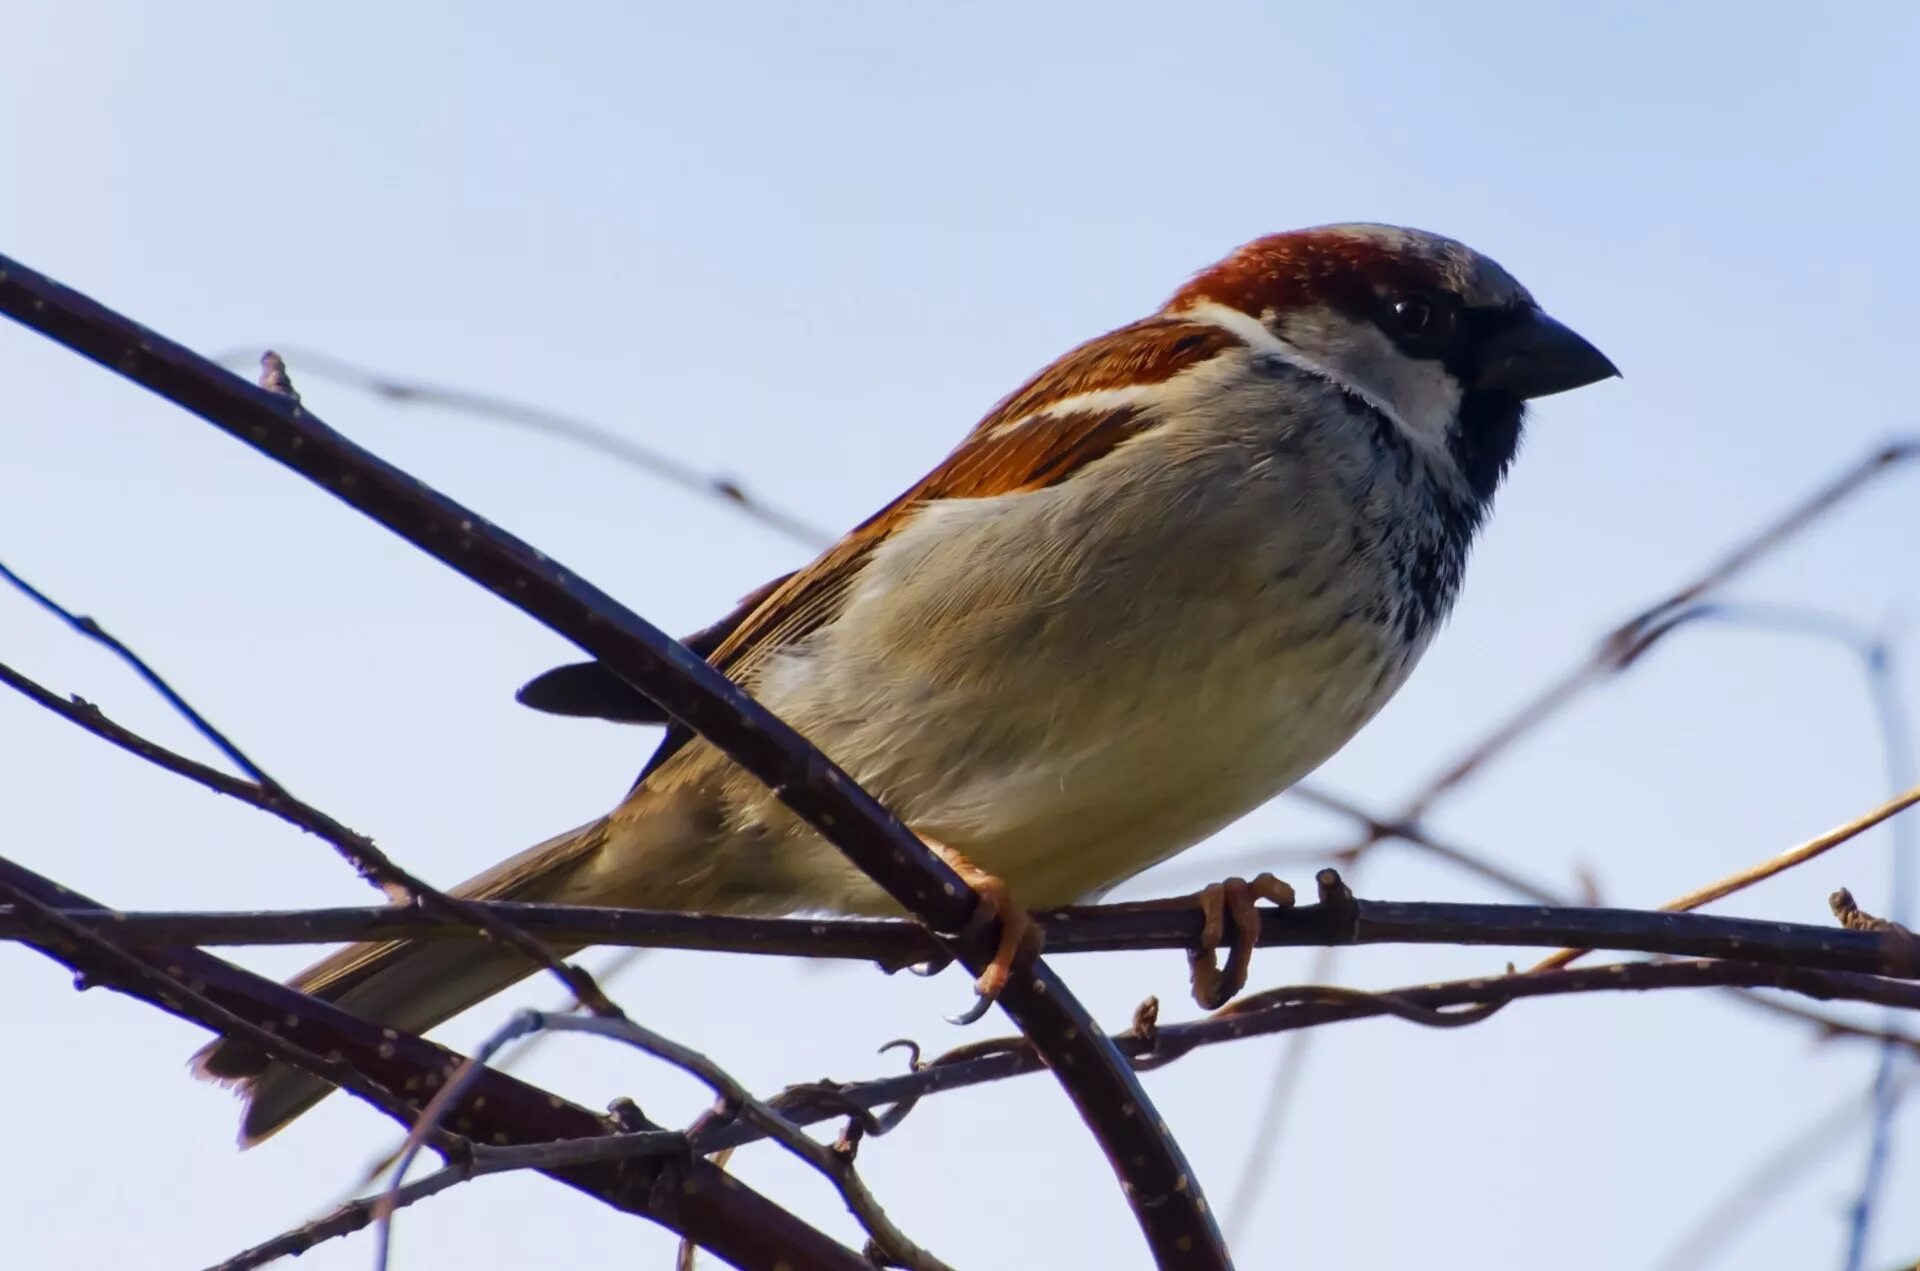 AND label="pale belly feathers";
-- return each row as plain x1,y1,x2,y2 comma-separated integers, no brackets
735,428,1435,912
